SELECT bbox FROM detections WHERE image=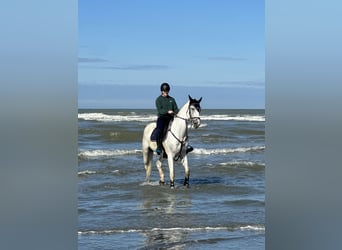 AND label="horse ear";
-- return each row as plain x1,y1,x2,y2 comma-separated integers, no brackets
188,95,193,101
198,97,202,103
